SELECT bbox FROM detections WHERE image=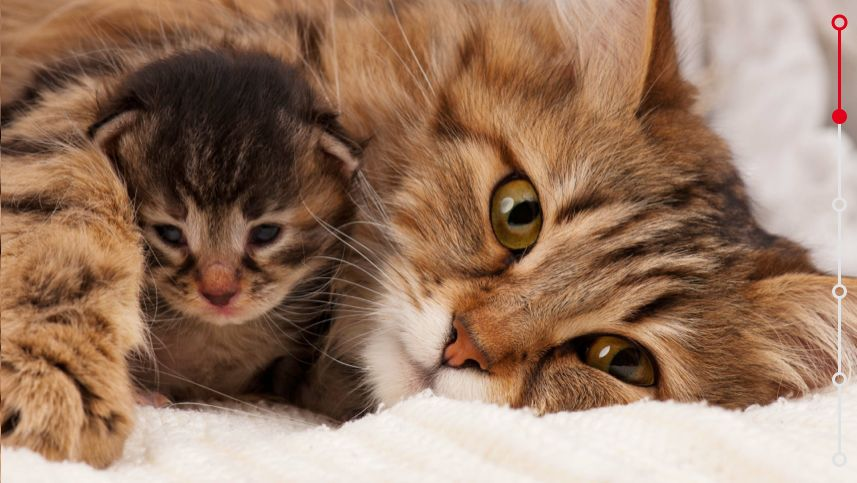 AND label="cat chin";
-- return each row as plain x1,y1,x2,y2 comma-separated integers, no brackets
430,368,493,403
363,329,493,407
362,293,492,407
